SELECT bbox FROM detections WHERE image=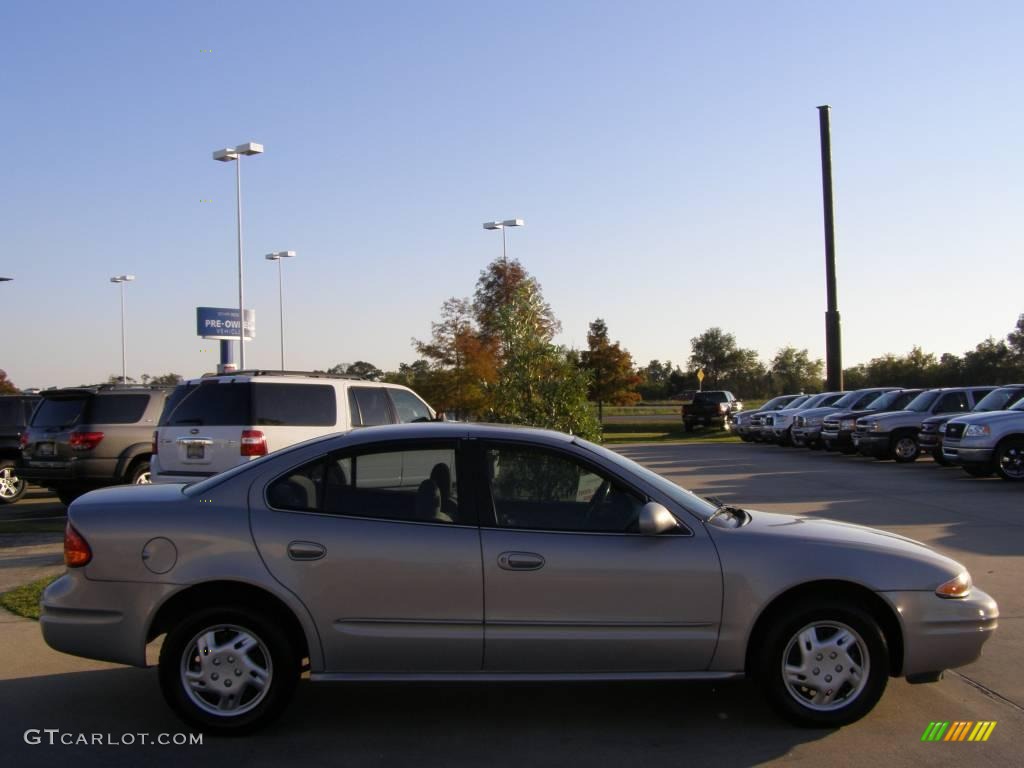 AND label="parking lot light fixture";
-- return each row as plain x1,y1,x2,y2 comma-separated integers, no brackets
265,251,296,369
109,275,135,385
212,141,264,369
482,218,524,264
